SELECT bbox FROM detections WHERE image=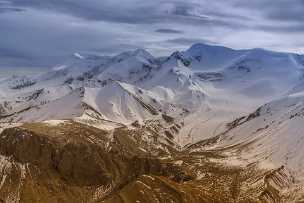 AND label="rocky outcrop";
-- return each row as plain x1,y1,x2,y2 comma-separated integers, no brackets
0,121,185,202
